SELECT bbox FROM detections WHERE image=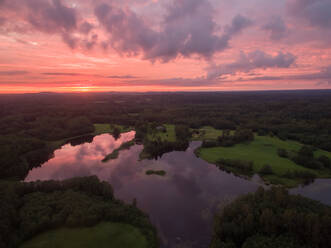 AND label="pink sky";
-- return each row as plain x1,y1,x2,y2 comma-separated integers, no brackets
0,0,331,93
